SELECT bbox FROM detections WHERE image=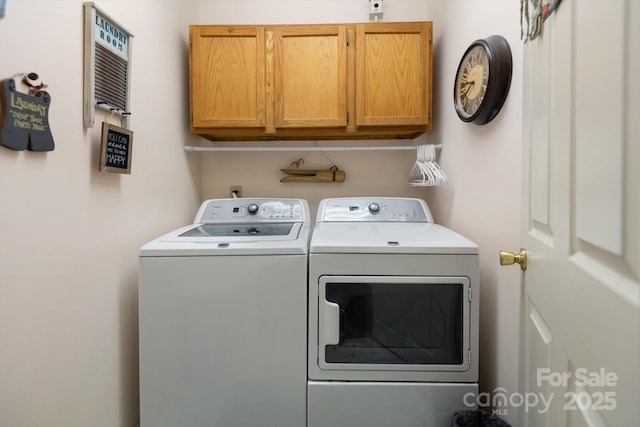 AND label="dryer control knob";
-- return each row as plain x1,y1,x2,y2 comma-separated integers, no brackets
368,202,380,214
247,203,259,215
